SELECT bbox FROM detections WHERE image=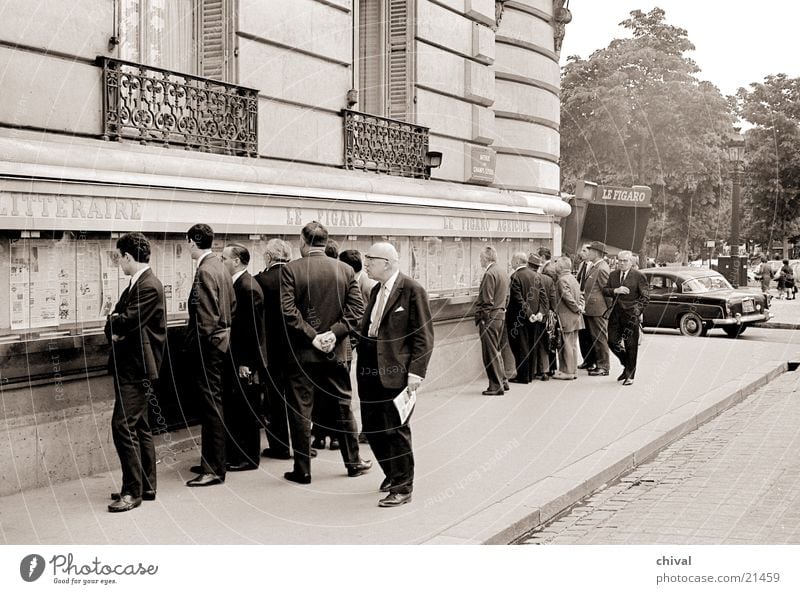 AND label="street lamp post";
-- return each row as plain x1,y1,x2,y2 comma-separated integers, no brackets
728,130,746,287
